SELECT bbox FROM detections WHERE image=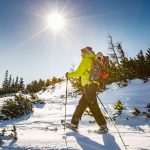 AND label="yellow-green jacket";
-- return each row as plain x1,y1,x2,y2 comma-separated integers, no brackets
67,54,95,86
